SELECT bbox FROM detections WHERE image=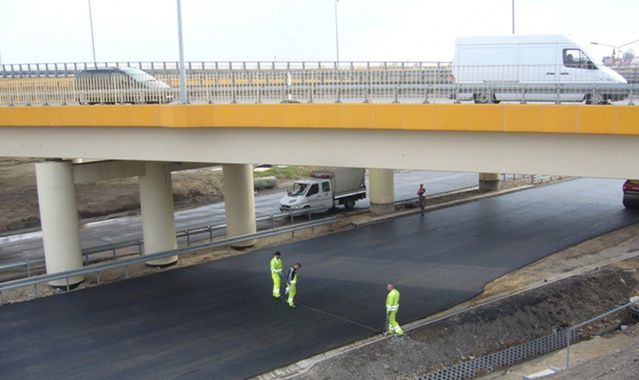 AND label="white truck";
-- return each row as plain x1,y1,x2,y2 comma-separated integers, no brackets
279,168,366,212
452,34,628,104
